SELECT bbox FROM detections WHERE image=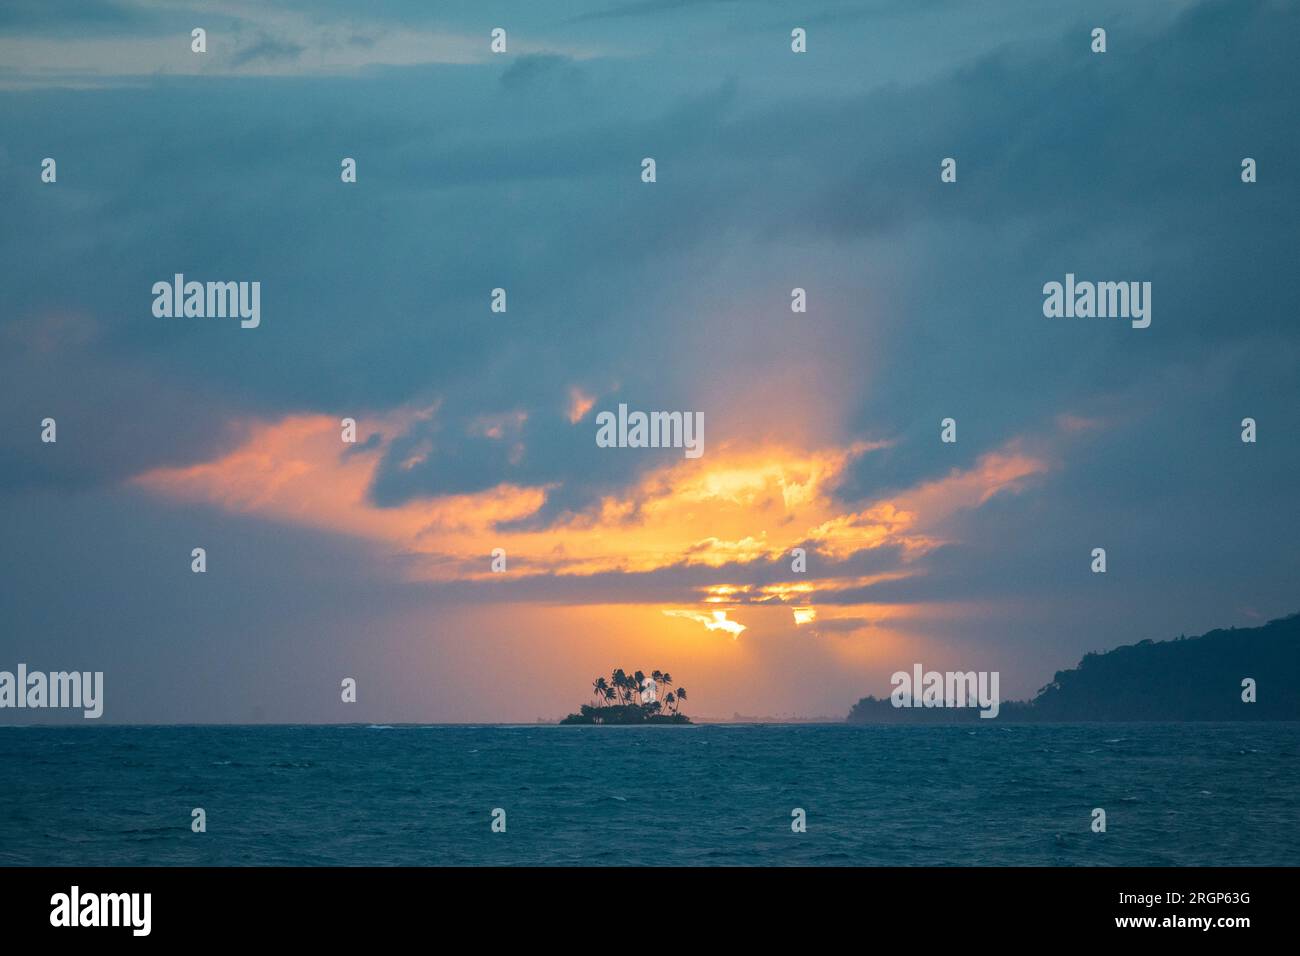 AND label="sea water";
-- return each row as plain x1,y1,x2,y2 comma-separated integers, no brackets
1,723,1296,866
